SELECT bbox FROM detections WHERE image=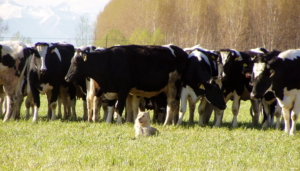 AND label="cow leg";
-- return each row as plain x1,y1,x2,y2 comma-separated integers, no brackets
31,89,40,122
106,99,116,123
274,103,282,130
82,100,88,121
92,96,101,122
126,95,133,122
69,85,77,121
59,87,69,119
2,95,14,122
25,93,33,120
0,85,5,116
57,97,62,118
13,93,23,120
214,109,224,127
115,92,129,124
290,94,300,135
261,100,269,129
102,100,108,121
164,81,178,126
203,103,214,125
250,99,260,127
198,98,207,126
231,92,241,128
188,97,196,125
49,87,60,121
139,97,146,111
282,107,290,134
86,91,93,122
177,87,189,125
70,97,76,121
290,111,297,135
44,91,52,119
132,95,141,121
